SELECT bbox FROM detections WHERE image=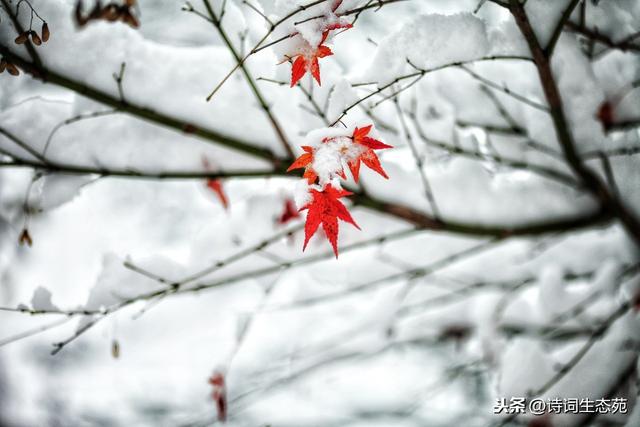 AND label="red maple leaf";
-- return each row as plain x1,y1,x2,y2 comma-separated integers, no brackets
286,145,318,184
206,179,229,209
208,371,227,423
347,125,393,183
278,198,300,224
290,42,333,87
300,184,359,257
